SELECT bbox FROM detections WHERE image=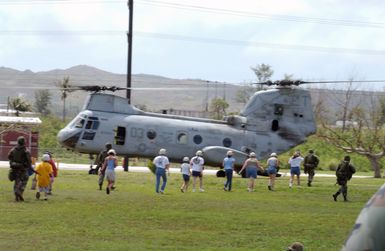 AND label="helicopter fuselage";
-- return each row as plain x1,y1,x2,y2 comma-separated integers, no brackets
57,88,316,169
